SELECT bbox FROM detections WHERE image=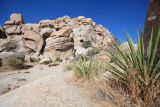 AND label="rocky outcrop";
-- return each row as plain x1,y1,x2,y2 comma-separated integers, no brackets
4,13,24,35
23,30,44,53
0,13,114,61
